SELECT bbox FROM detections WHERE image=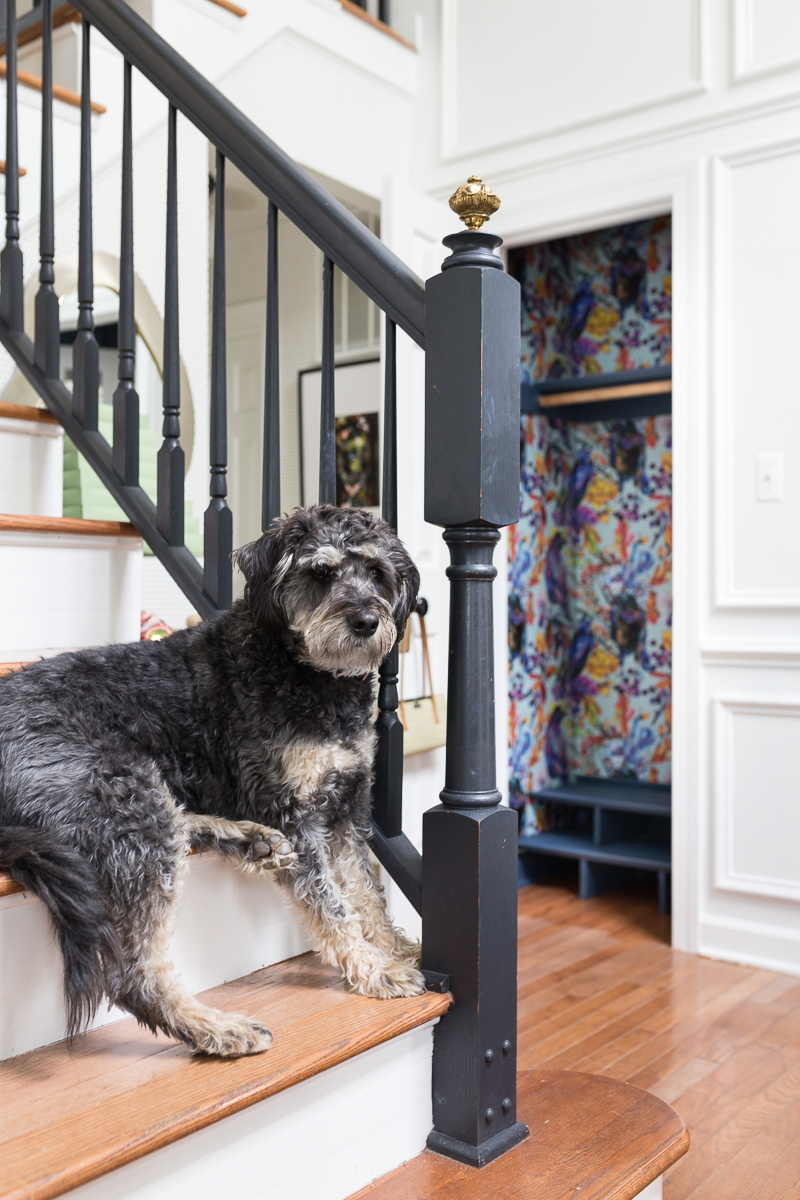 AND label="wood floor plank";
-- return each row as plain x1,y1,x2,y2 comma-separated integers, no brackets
515,881,800,1200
